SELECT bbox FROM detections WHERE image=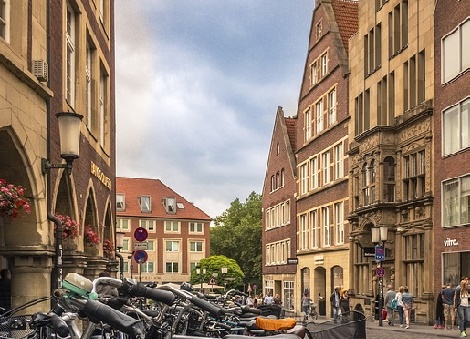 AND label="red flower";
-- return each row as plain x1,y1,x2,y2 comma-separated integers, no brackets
54,214,79,239
0,179,31,218
103,239,114,257
84,226,100,245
